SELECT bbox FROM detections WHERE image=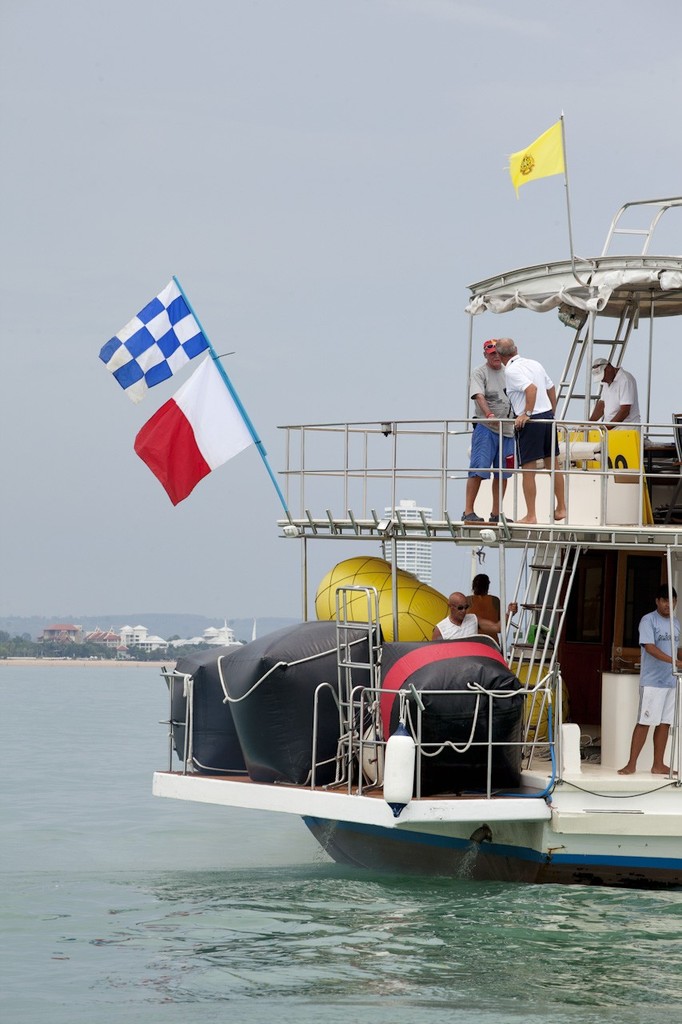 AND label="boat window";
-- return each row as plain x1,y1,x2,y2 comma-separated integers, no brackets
622,555,663,648
565,552,604,643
